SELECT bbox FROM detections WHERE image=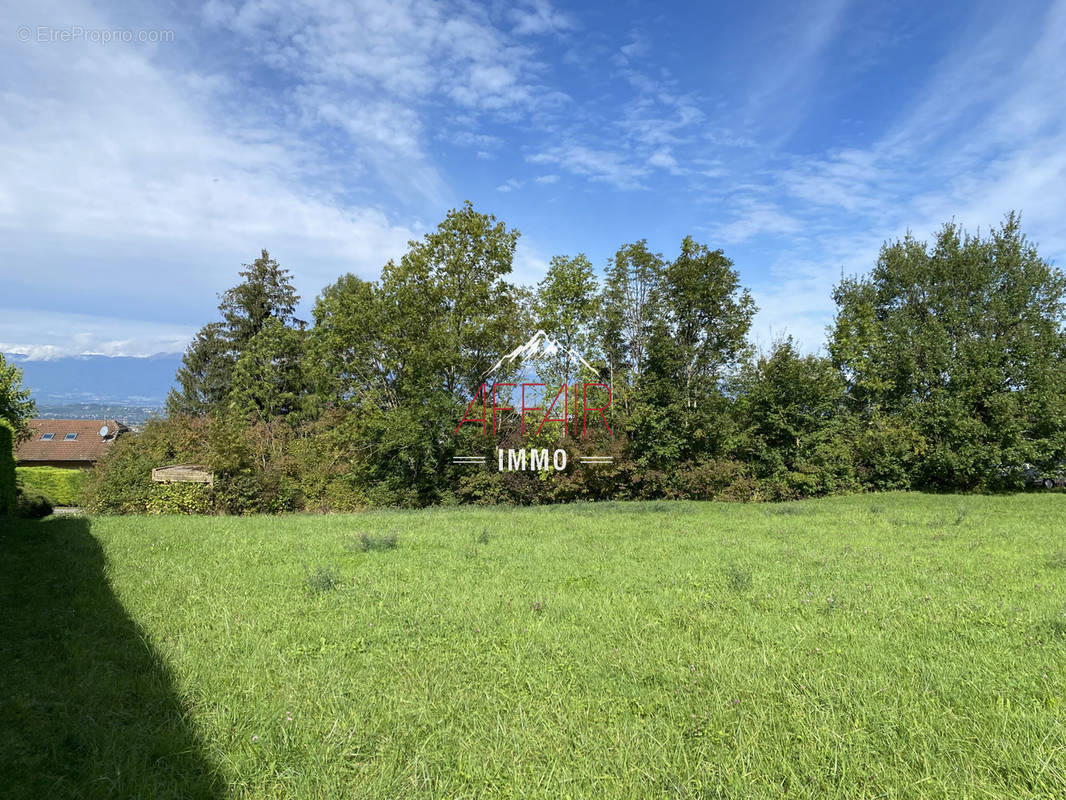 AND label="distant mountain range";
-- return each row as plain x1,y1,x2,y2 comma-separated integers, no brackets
7,336,601,422
5,353,181,408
